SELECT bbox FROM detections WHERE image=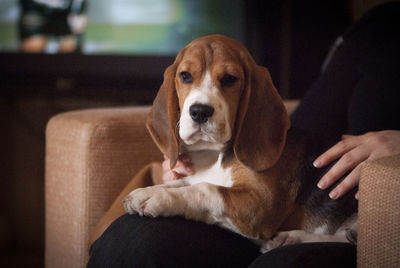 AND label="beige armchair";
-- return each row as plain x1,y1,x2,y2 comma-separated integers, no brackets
45,102,400,268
